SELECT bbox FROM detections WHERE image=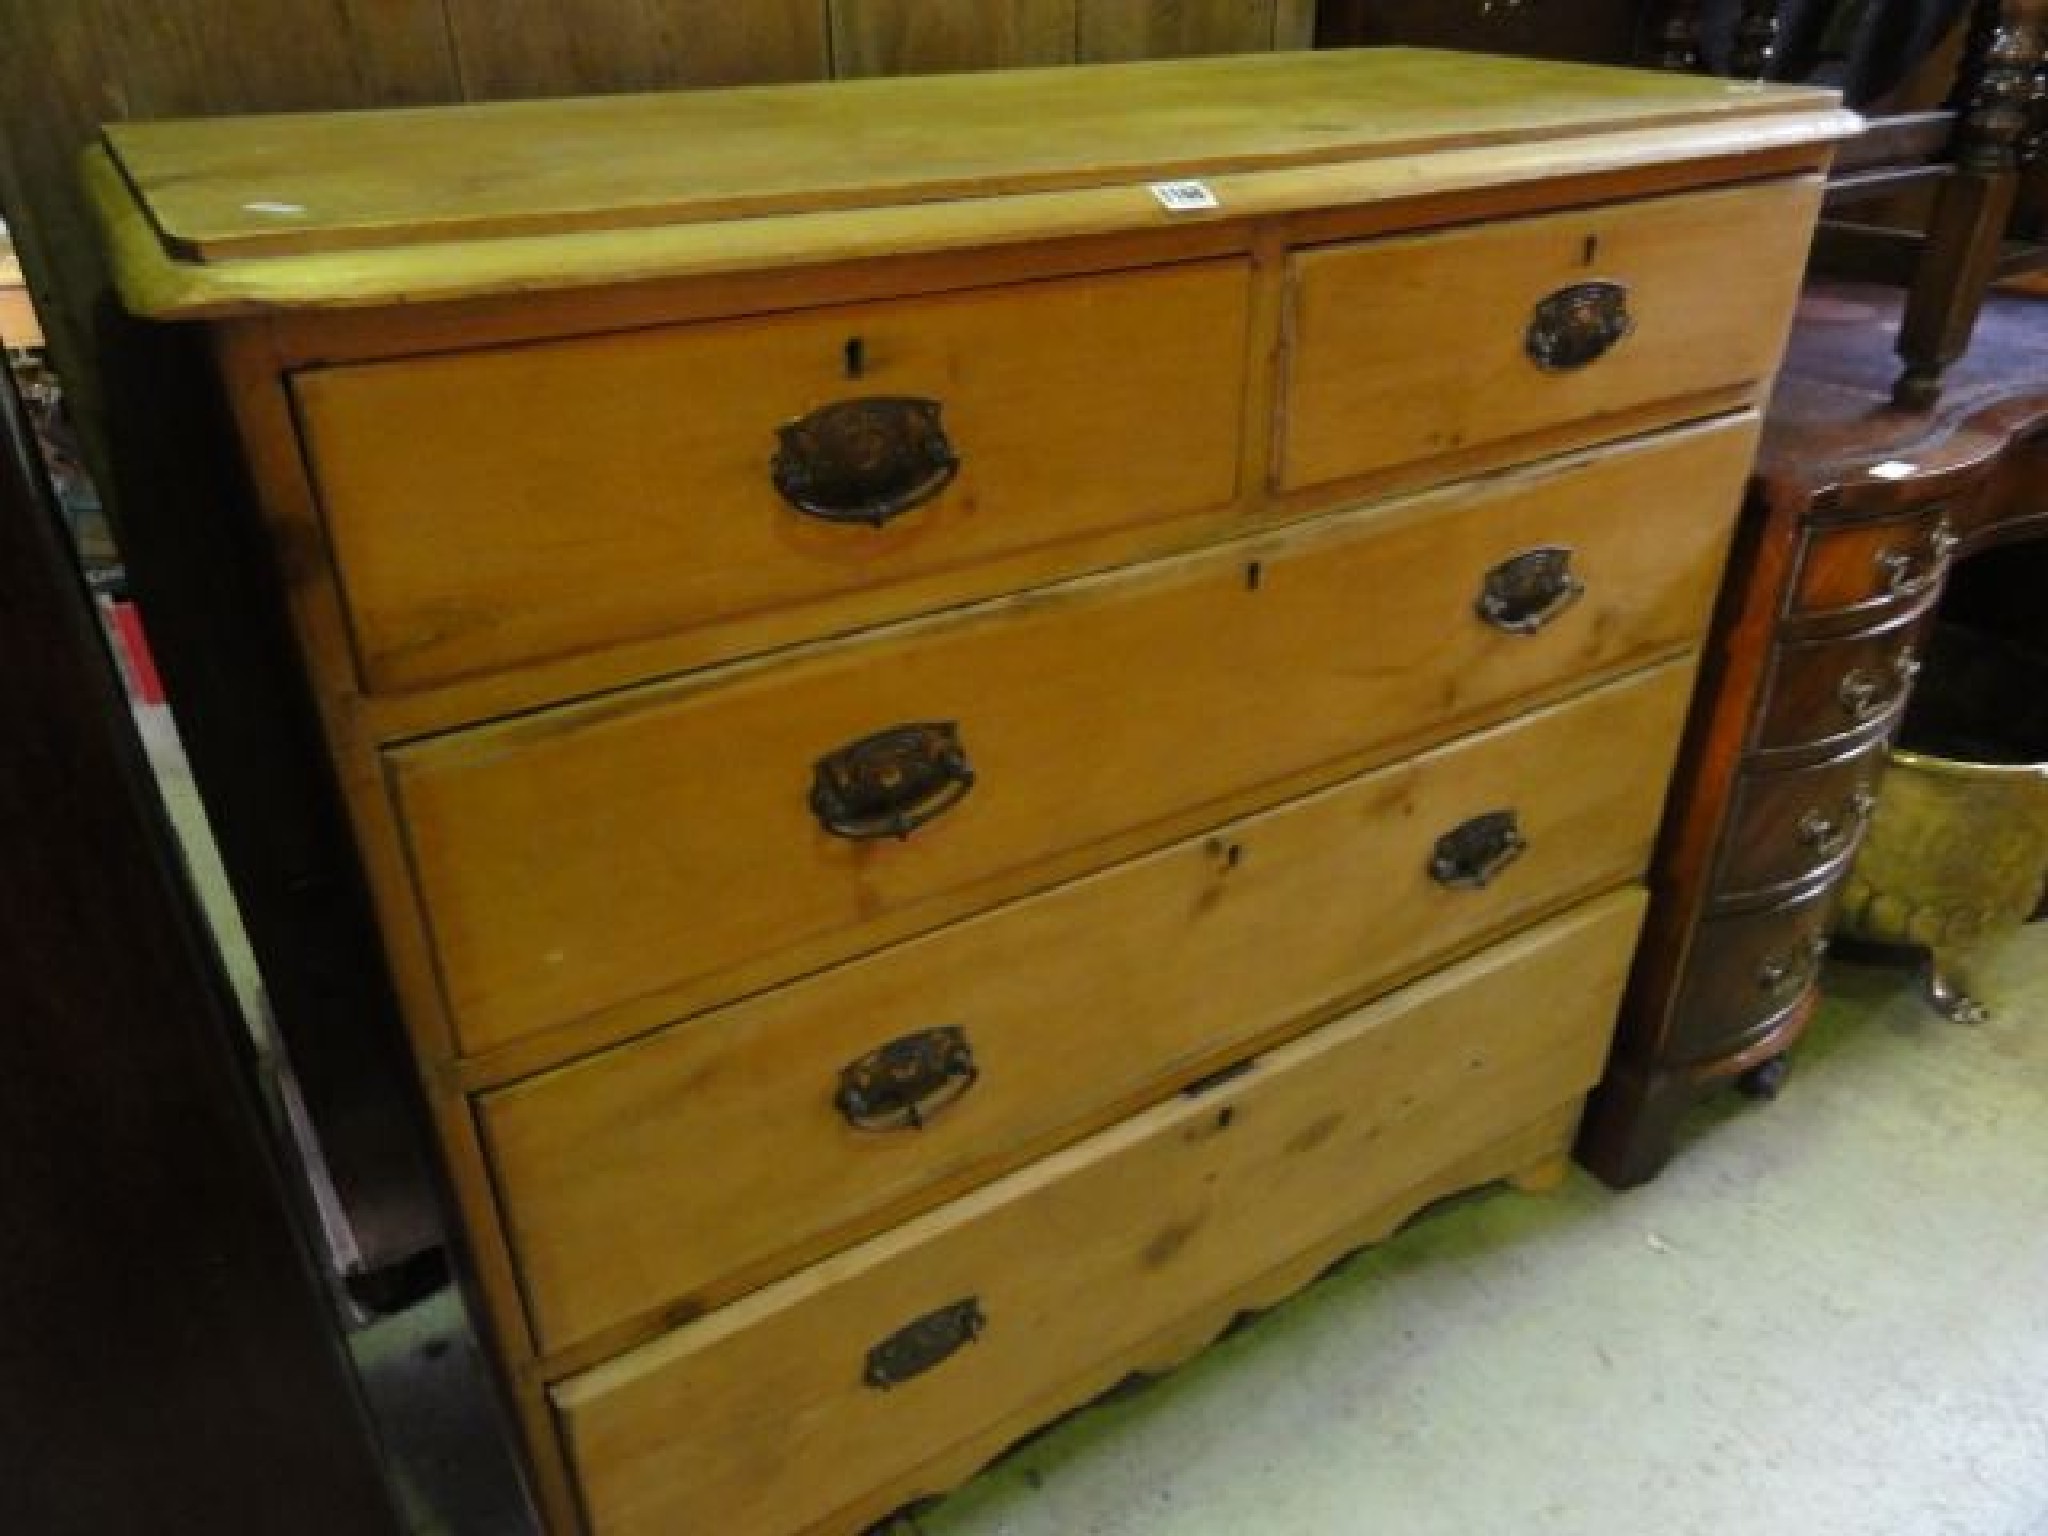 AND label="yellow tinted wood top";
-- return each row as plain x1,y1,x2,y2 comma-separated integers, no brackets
92,47,1853,318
